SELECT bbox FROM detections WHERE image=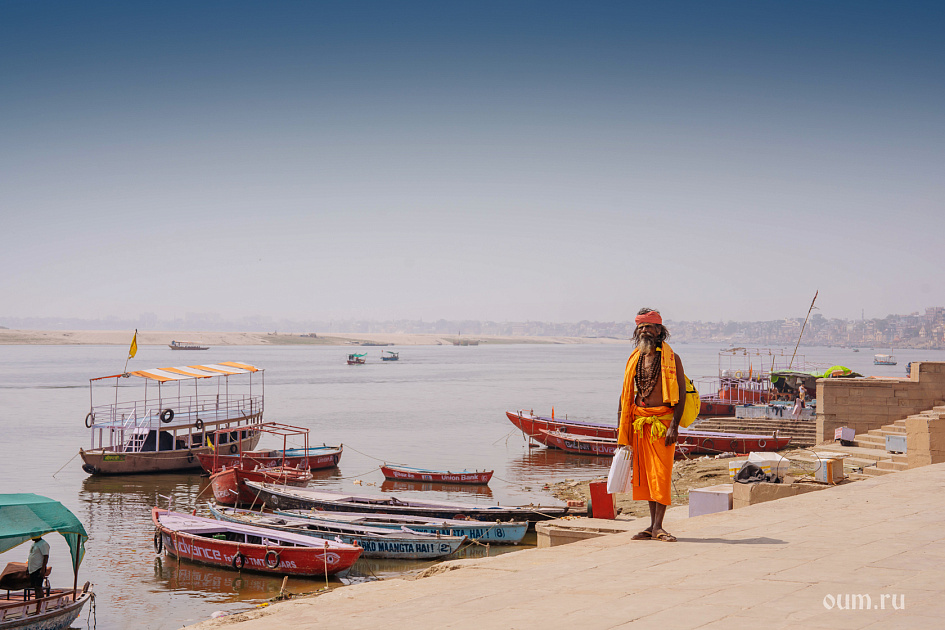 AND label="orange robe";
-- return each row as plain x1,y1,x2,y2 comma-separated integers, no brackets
617,344,680,506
